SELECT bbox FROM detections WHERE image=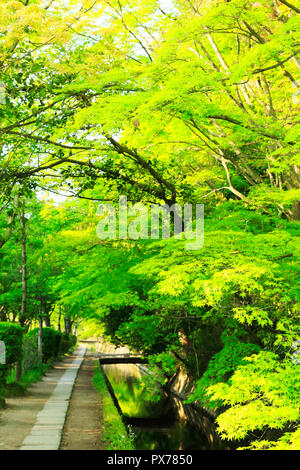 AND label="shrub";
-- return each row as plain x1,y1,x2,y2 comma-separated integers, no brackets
0,322,23,379
69,334,77,349
27,327,62,362
59,333,77,354
0,322,24,365
59,333,69,354
22,333,41,374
